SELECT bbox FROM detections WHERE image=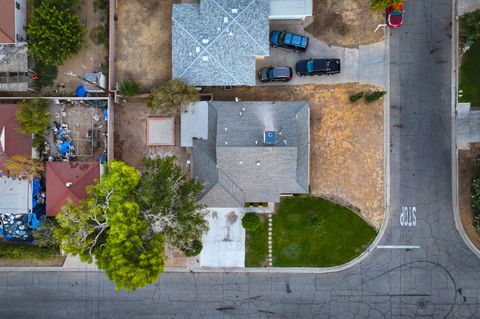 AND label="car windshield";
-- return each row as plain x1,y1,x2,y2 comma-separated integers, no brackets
307,60,314,73
268,69,275,78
